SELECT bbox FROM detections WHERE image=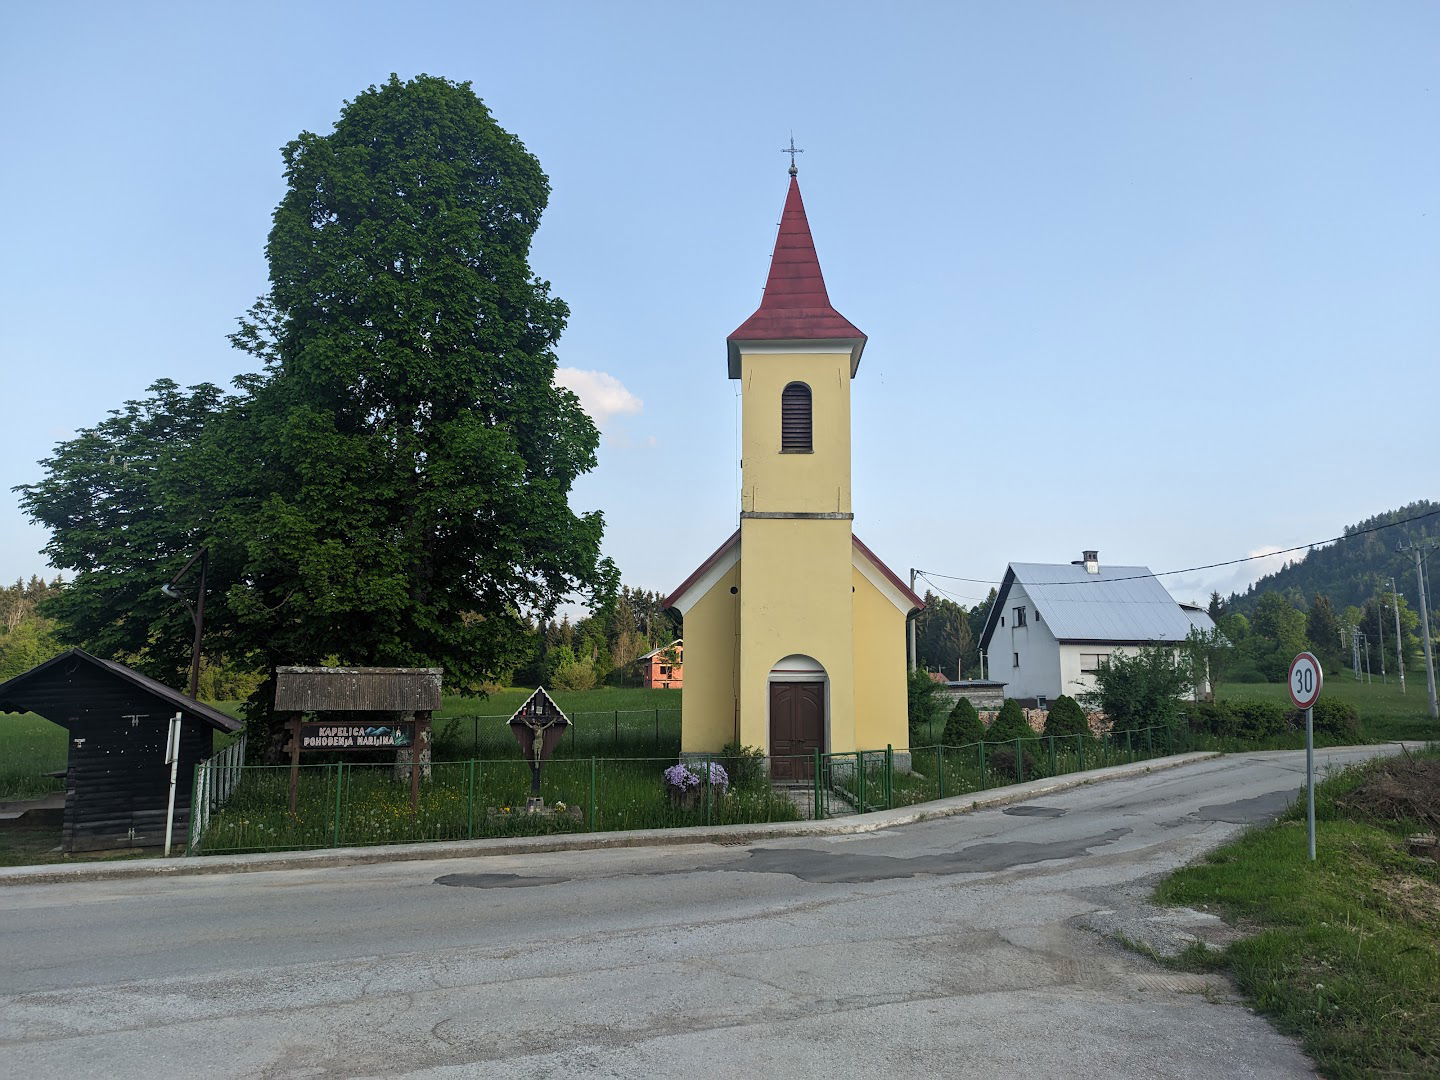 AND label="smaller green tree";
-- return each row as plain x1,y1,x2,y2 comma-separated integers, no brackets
1083,647,1193,731
986,699,1035,742
1043,695,1092,740
907,669,947,740
943,697,984,746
